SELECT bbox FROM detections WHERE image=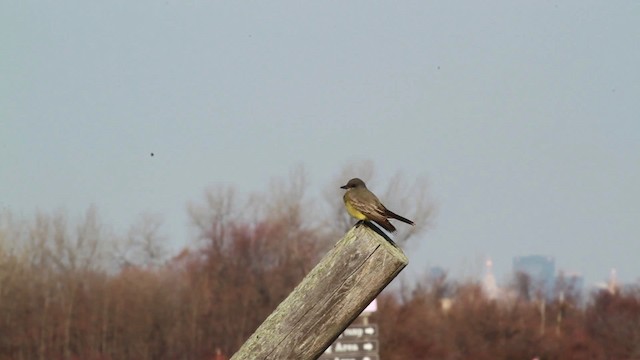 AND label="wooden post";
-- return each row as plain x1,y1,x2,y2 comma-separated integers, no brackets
230,223,408,360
